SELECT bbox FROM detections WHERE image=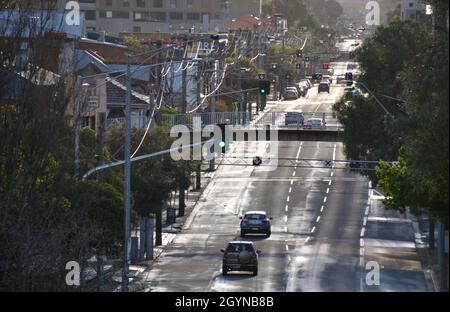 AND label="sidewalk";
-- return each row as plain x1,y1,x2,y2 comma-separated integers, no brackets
361,188,434,291
118,167,217,292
